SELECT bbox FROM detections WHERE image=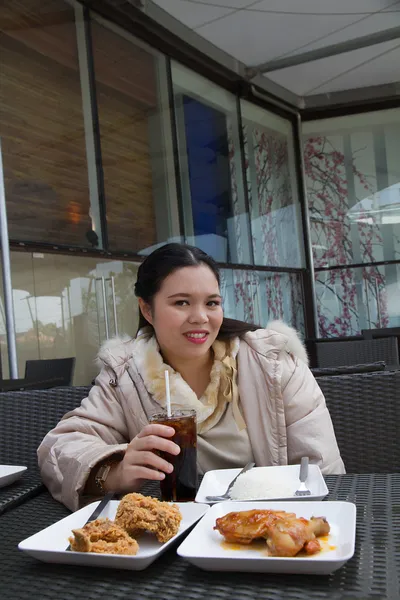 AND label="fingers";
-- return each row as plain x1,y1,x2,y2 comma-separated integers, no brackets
106,463,166,492
115,424,182,492
135,450,174,474
126,465,167,481
134,433,180,456
137,424,175,438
